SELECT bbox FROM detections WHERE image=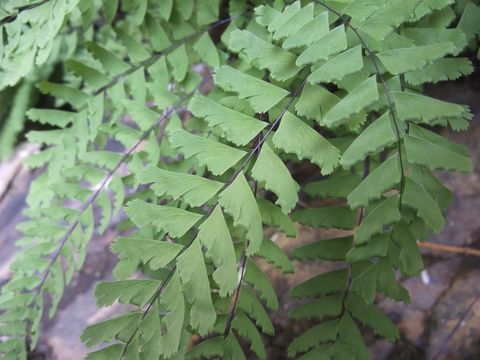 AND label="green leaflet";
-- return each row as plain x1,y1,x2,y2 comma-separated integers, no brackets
305,173,362,199
347,153,402,209
411,165,452,210
332,313,370,360
377,42,457,75
85,344,123,360
193,33,220,68
27,109,74,128
403,178,445,233
289,294,343,320
157,272,185,357
213,65,289,113
122,99,160,131
196,206,237,296
295,83,339,123
356,0,419,40
411,0,453,21
271,2,314,40
176,239,216,335
351,261,379,304
404,124,471,172
232,311,267,359
229,30,299,81
115,28,151,63
341,112,398,168
188,94,267,146
37,82,89,109
125,200,202,238
145,14,172,52
251,143,300,214
283,12,329,49
186,337,225,360
297,345,331,360
109,174,124,216
346,233,389,262
292,236,353,262
323,76,379,127
95,279,160,307
84,41,130,76
354,197,401,244
266,1,301,33
458,1,480,42
111,237,184,270
218,172,263,255
393,221,424,276
257,198,296,237
65,60,110,90
126,68,146,103
167,44,189,82
331,0,383,20
272,112,340,175
296,25,347,66
288,320,337,357
308,45,364,84
169,129,247,175
405,58,474,86
140,166,223,207
393,91,472,125
238,285,274,335
402,28,467,54
244,259,279,311
81,312,142,347
257,237,294,273
187,334,245,360
254,5,281,27
376,259,410,303
292,206,357,230
291,268,349,298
